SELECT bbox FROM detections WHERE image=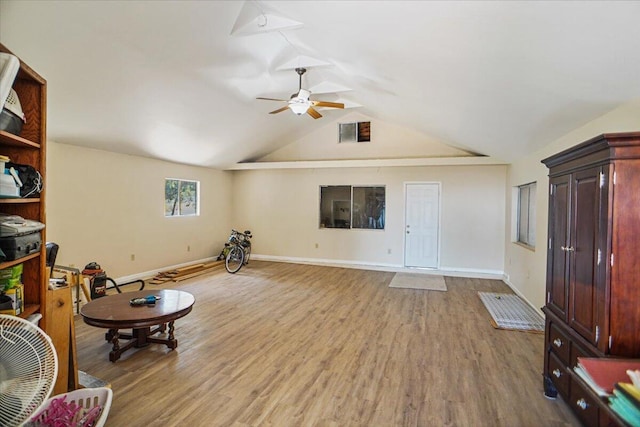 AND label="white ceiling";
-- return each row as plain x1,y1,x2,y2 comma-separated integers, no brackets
1,1,640,169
